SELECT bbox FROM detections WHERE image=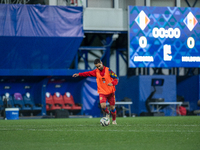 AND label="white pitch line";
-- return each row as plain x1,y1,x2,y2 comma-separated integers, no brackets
0,128,199,133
